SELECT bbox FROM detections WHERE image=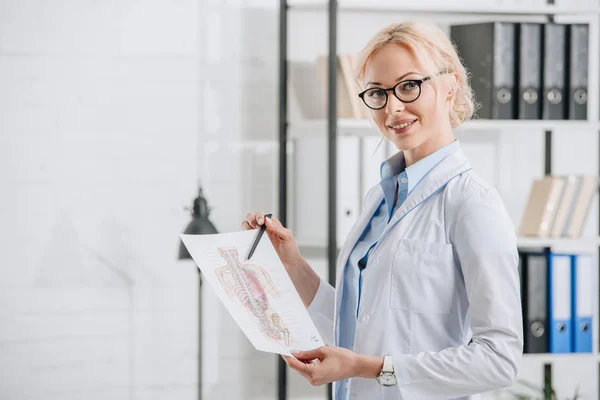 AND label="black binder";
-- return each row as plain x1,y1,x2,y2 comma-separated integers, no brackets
520,250,549,353
542,23,568,120
567,24,589,120
450,22,516,119
517,23,543,119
